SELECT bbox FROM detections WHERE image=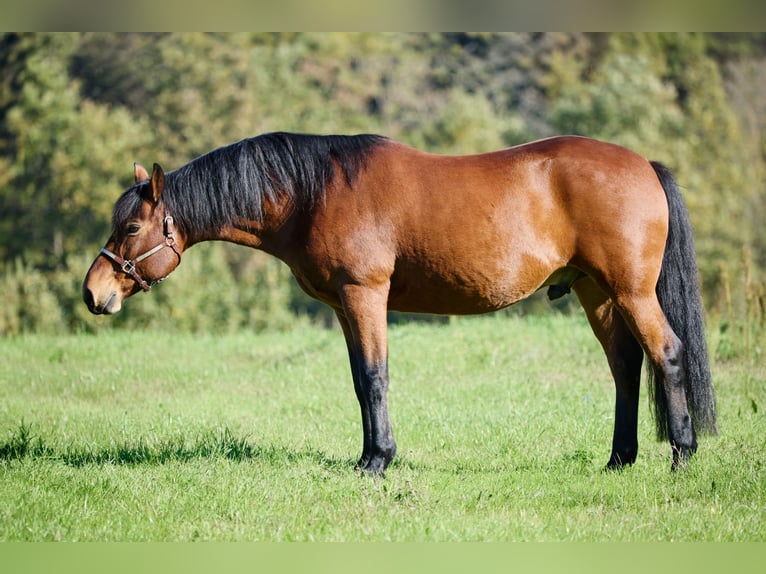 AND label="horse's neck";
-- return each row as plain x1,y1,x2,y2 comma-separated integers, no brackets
207,193,297,255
